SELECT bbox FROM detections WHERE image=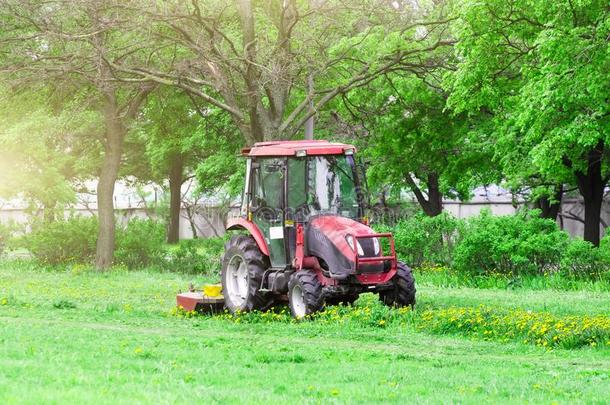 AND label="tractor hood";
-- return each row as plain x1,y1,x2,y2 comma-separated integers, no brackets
305,215,385,279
